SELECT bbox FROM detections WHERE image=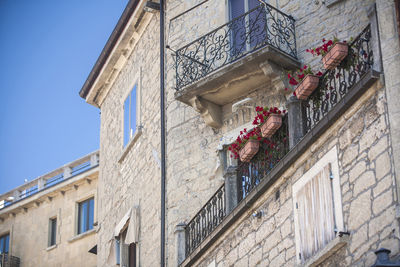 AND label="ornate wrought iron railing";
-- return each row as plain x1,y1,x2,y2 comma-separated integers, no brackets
183,25,374,262
304,25,373,133
175,1,296,90
237,115,289,202
185,184,225,256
